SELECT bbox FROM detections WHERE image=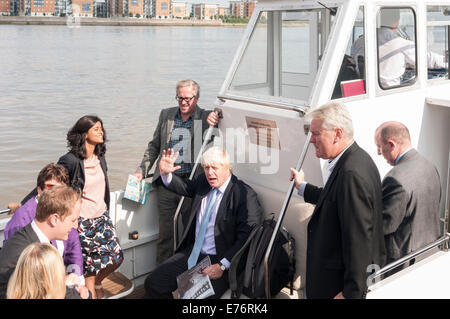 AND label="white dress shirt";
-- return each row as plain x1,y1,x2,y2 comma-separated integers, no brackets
31,214,85,286
298,142,354,197
31,220,64,256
